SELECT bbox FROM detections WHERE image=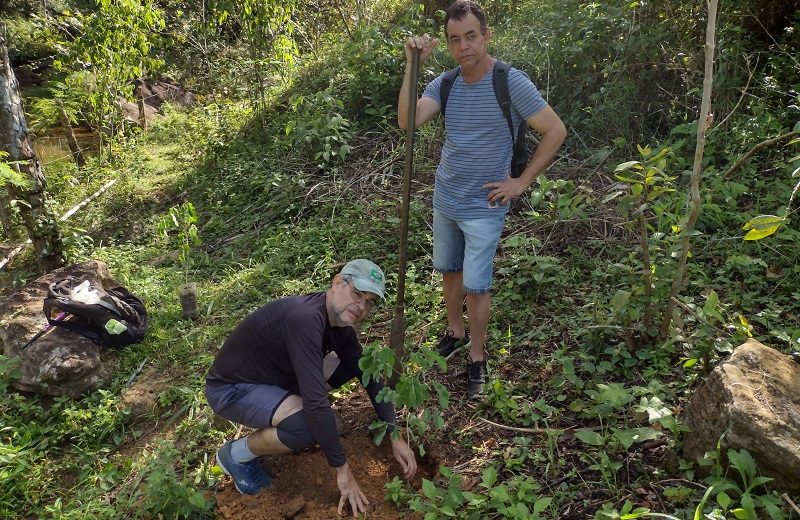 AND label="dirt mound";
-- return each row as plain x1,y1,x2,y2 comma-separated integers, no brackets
213,395,436,519
215,434,403,519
